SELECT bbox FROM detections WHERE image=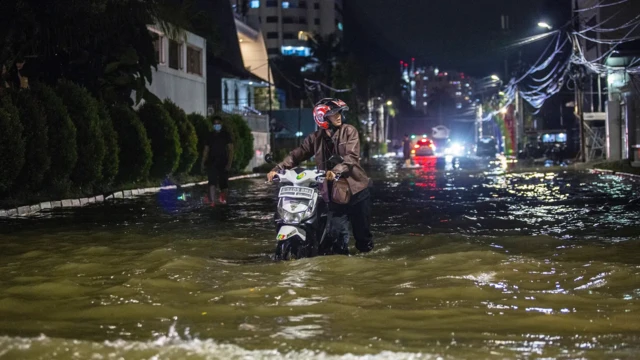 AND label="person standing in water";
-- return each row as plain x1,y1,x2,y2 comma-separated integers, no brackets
201,116,233,206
